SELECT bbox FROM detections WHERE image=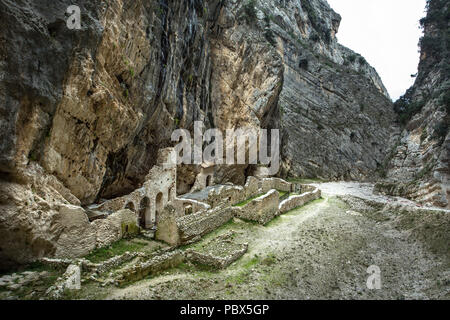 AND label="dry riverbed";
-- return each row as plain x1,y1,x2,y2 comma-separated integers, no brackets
101,195,449,300
2,184,448,300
